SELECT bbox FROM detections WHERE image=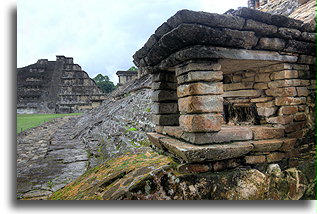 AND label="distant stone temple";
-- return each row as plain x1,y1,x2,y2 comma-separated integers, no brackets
135,6,315,172
17,55,106,114
116,70,138,85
